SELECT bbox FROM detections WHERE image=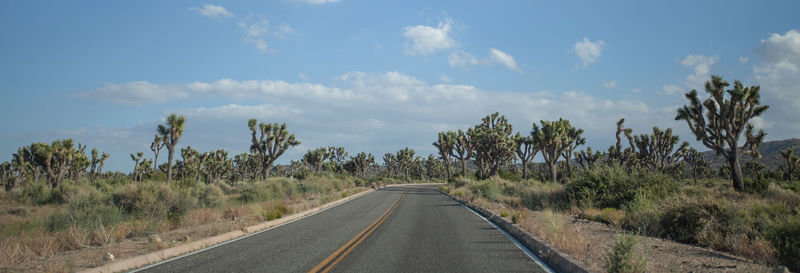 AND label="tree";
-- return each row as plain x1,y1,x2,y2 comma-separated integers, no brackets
630,127,689,175
130,152,143,181
150,134,165,172
350,152,375,178
742,160,765,182
675,75,768,192
303,148,329,172
396,147,415,181
532,118,575,183
451,129,474,177
513,133,537,179
383,153,396,177
158,114,186,181
576,147,602,170
560,126,585,179
471,113,515,178
433,131,456,179
248,119,300,179
608,118,633,166
779,147,800,182
684,148,710,184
